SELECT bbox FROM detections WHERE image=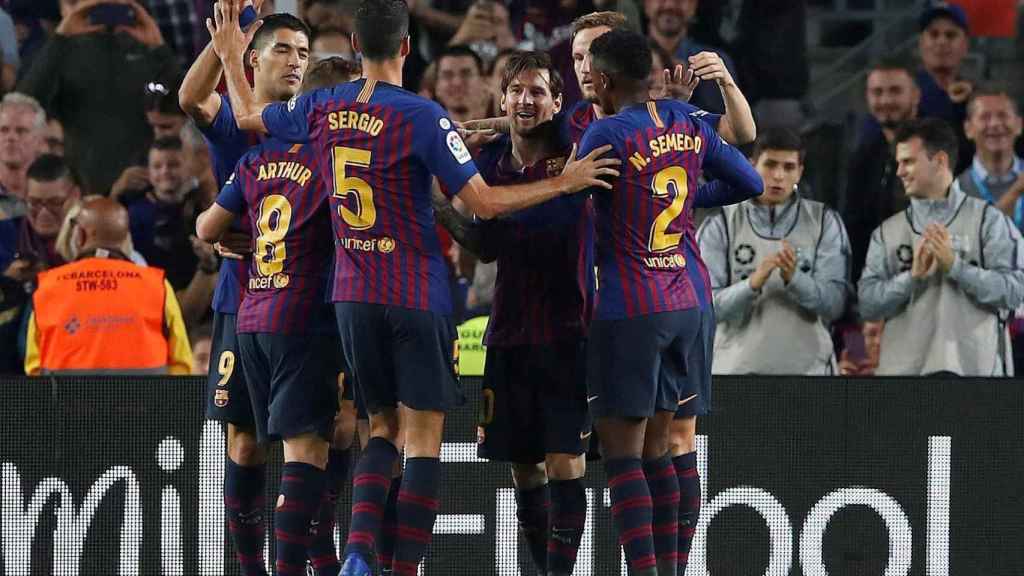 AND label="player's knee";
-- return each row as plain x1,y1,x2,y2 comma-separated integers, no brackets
402,408,445,458
227,426,266,466
545,453,585,480
669,416,697,456
511,462,547,489
283,432,329,468
642,412,674,459
368,408,401,443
